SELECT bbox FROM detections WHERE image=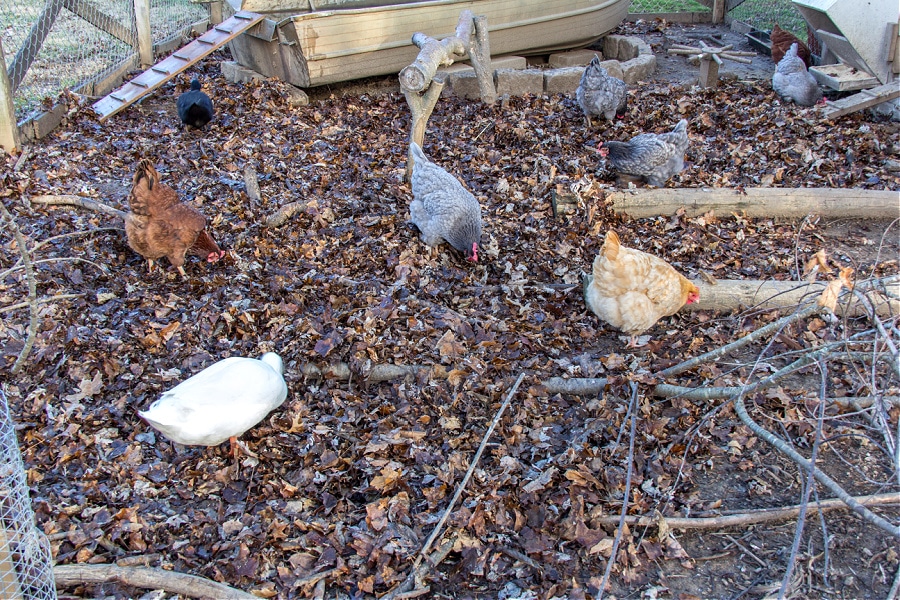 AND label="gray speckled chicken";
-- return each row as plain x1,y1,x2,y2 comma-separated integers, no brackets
409,142,483,262
772,43,823,107
576,56,627,126
598,119,689,187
